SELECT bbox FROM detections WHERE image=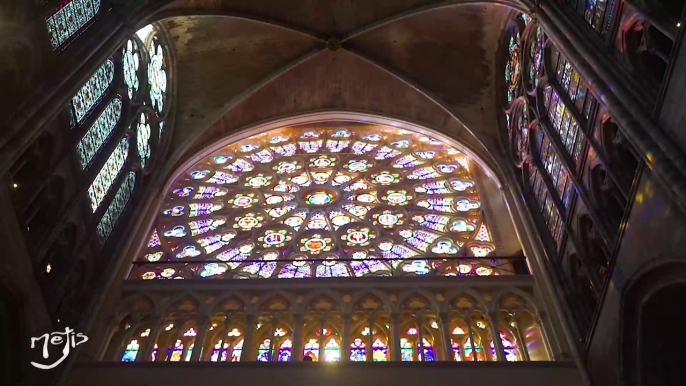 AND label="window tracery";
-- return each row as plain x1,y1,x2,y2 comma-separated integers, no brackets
45,0,101,50
132,126,504,281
